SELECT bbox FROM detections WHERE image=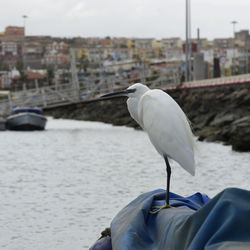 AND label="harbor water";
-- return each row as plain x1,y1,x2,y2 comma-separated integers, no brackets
0,117,250,249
